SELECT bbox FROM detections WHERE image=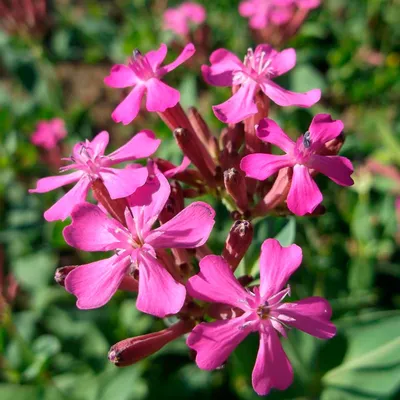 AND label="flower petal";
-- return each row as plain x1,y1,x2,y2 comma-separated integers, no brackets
29,171,83,193
259,238,302,299
63,202,124,251
287,164,323,216
187,255,250,309
44,175,91,221
252,327,293,396
145,43,168,71
146,201,215,249
158,43,196,76
212,81,258,123
261,80,321,108
107,130,161,164
271,48,297,77
128,165,171,233
308,114,344,149
256,118,295,153
104,64,138,88
270,7,293,25
112,84,146,125
241,154,293,181
100,166,149,199
90,130,109,157
277,297,336,339
136,251,186,317
187,314,252,370
309,155,354,186
202,49,243,87
163,156,190,178
65,255,130,309
145,78,180,112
